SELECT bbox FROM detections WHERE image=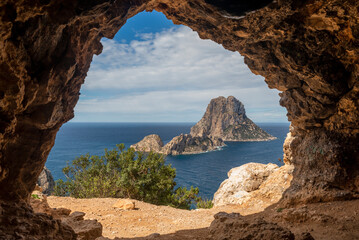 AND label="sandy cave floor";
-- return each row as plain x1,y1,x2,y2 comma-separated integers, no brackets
47,196,261,239
47,197,359,240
